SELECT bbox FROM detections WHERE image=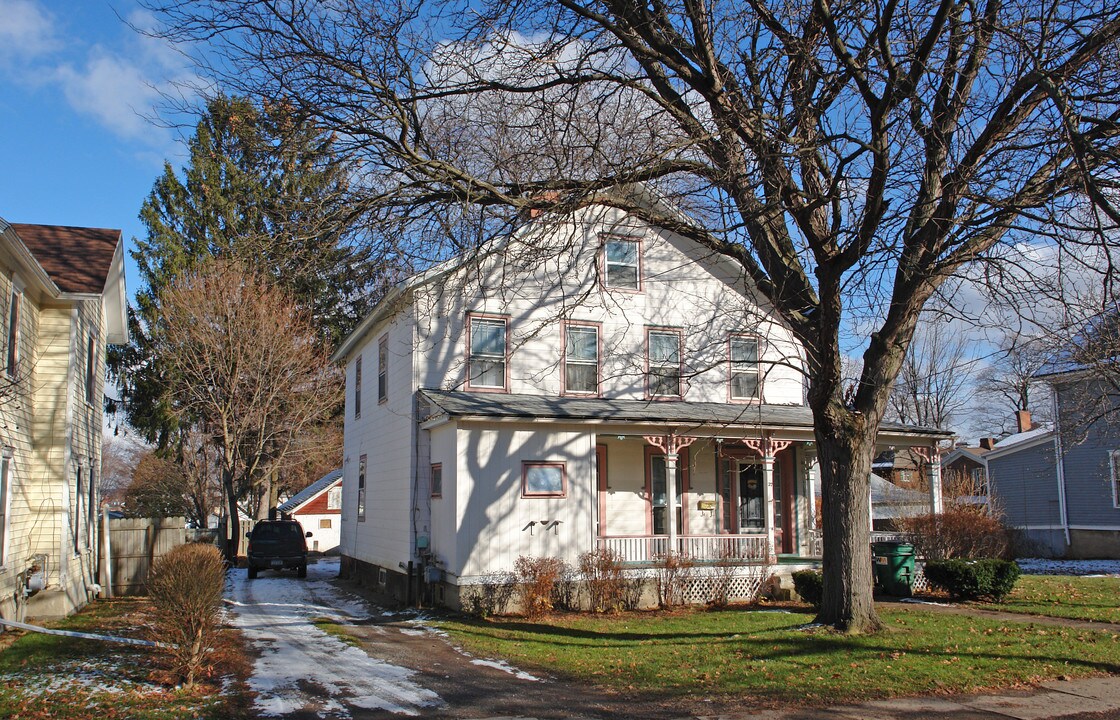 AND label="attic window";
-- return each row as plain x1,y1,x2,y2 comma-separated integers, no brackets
602,237,640,290
729,335,760,401
327,486,342,510
647,328,682,398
